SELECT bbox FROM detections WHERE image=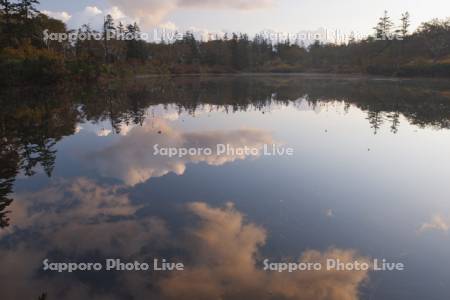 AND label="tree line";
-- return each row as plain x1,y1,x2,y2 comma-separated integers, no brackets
1,1,450,86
